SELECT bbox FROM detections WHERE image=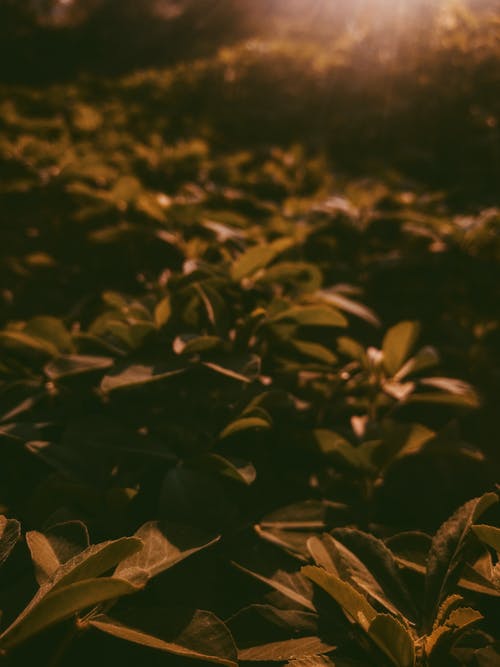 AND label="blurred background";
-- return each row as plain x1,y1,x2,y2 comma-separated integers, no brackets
1,1,498,197
0,1,498,80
